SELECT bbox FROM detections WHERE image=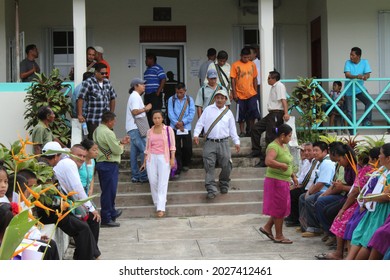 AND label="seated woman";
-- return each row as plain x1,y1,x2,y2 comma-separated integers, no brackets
367,213,390,259
315,147,380,260
346,143,390,260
